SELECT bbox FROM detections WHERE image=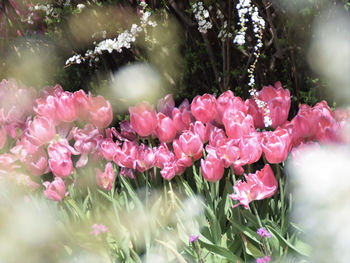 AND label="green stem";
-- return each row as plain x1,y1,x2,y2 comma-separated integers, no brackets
251,201,263,228
275,164,285,232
